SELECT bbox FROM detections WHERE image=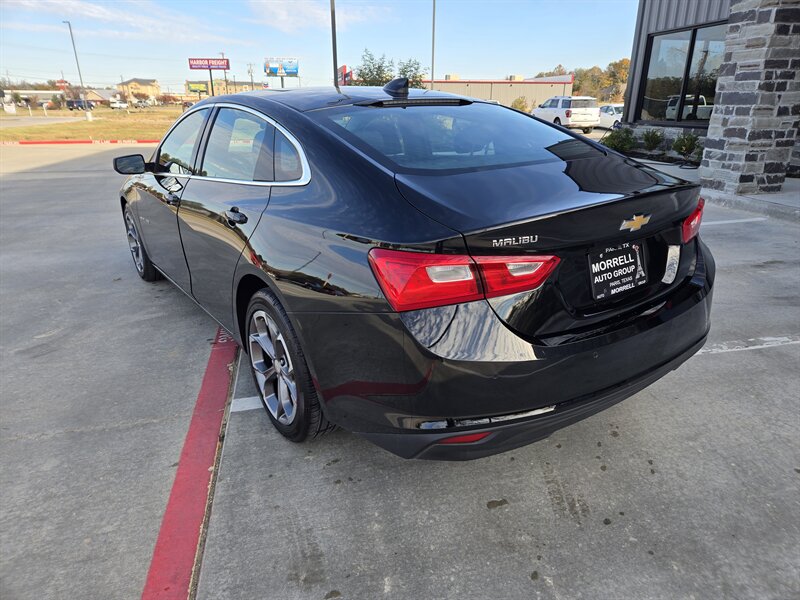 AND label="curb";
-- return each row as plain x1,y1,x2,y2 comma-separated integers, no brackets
1,139,159,146
701,188,800,223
